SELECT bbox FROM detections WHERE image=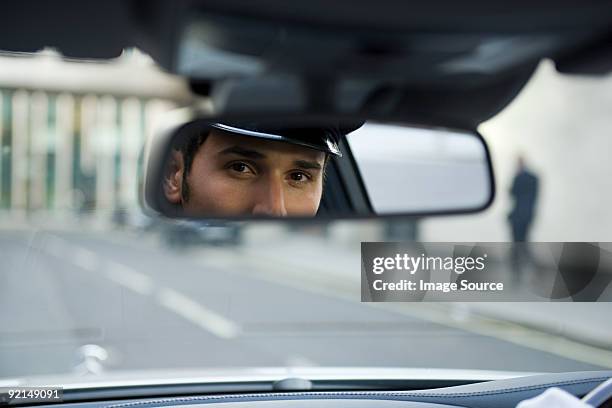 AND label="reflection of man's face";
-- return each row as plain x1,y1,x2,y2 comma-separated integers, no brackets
166,129,326,217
